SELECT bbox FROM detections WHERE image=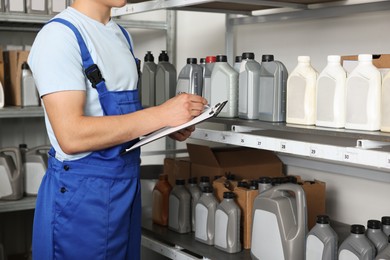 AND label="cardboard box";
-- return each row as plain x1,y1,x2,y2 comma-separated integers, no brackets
300,179,326,230
3,50,30,106
187,143,284,181
163,157,191,187
341,54,390,75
